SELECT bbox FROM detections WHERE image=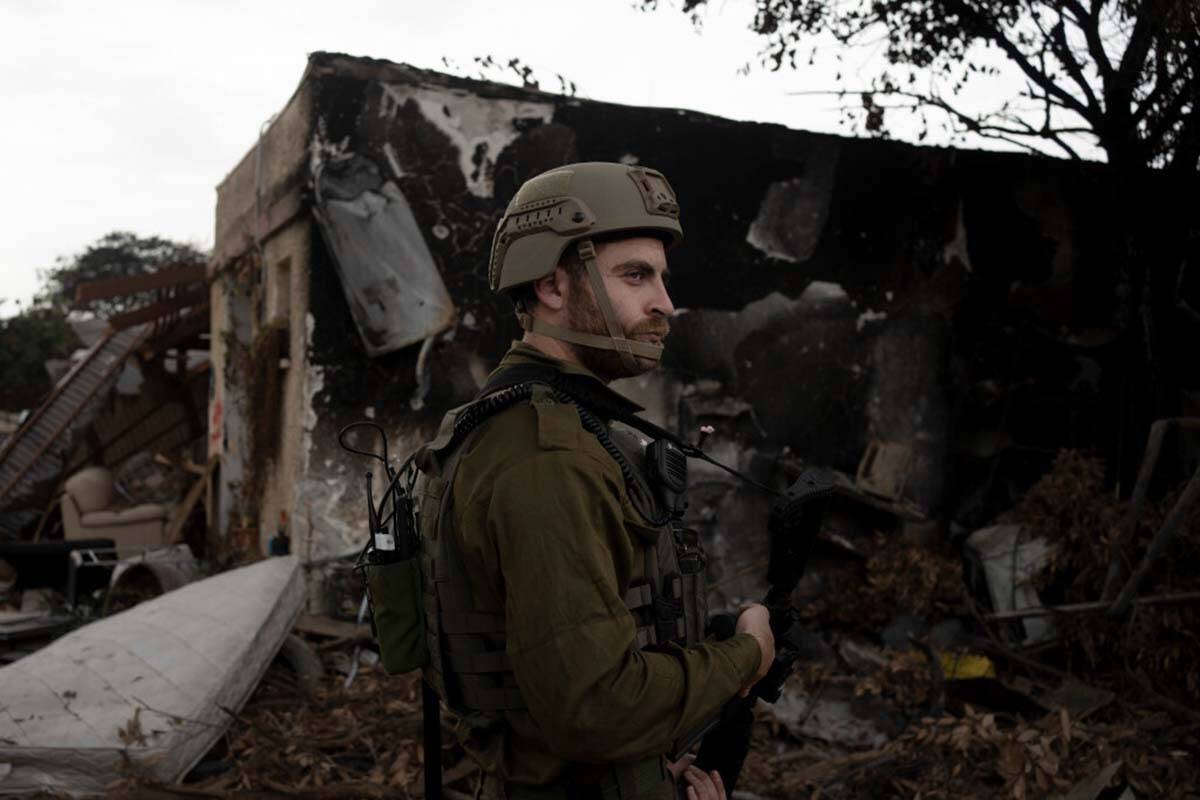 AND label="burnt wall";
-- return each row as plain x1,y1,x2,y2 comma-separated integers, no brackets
293,53,1197,546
